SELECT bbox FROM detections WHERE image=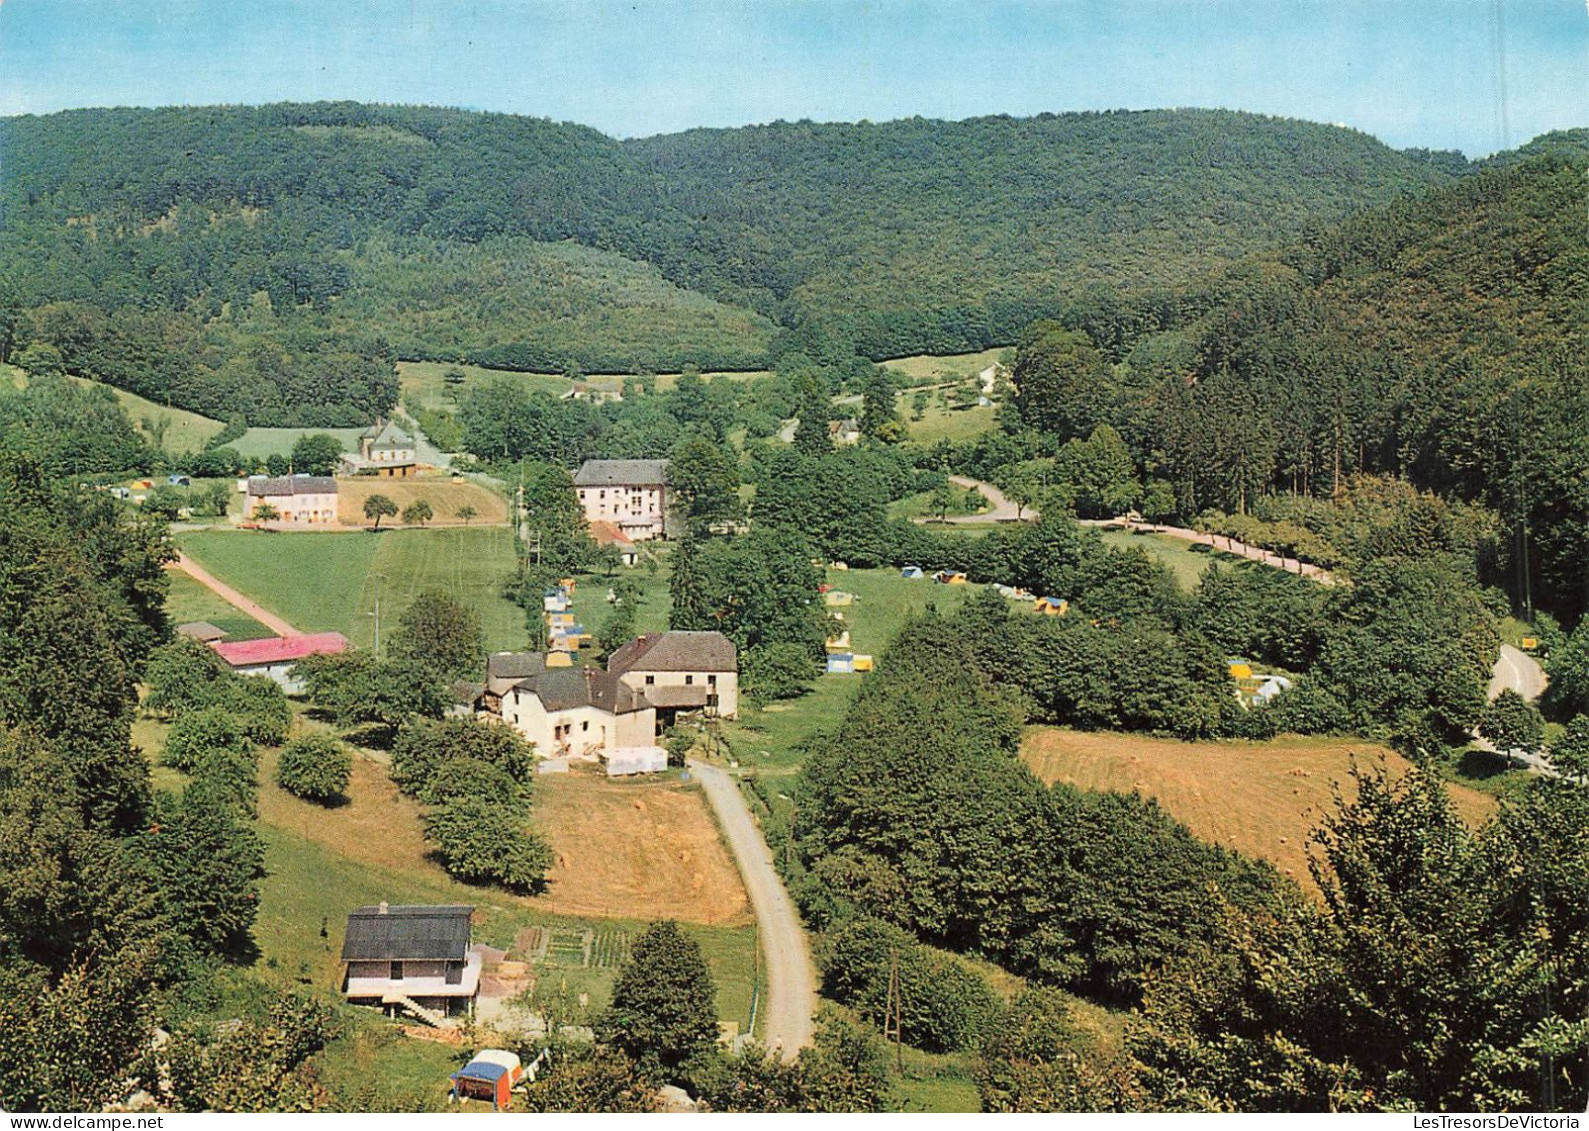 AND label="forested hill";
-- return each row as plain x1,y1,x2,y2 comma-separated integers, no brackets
0,102,1465,422
624,110,1461,355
